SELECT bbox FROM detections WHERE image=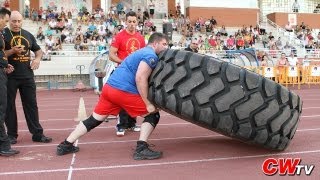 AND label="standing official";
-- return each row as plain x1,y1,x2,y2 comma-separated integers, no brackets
0,7,19,156
4,11,52,144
